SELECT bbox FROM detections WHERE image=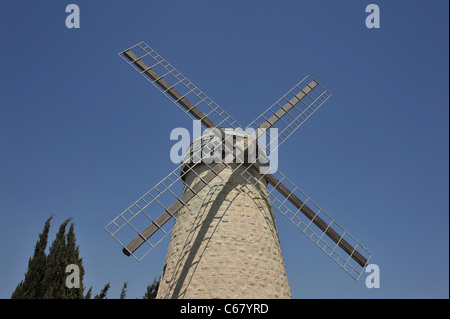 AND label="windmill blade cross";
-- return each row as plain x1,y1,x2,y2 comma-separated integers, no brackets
109,41,372,282
107,74,332,260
